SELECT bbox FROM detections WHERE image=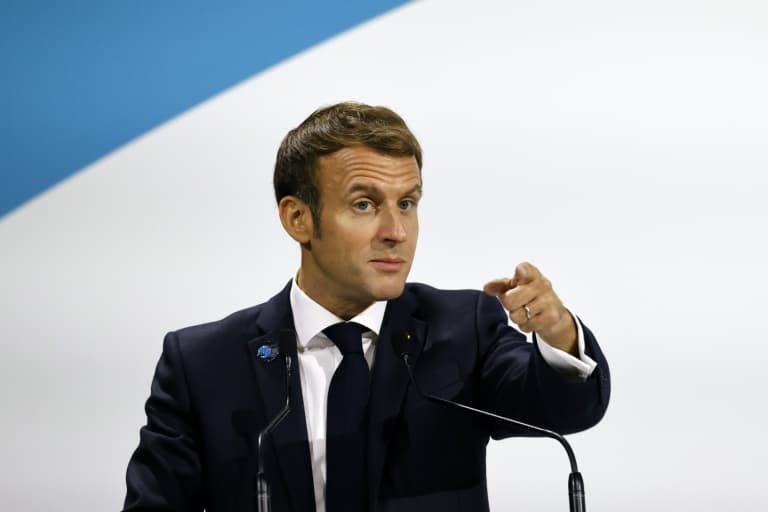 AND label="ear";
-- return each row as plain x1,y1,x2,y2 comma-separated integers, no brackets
278,196,314,244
